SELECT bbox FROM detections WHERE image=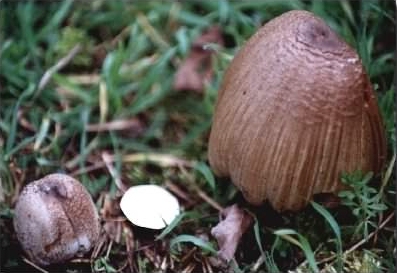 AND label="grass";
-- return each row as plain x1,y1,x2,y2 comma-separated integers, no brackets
0,0,395,272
